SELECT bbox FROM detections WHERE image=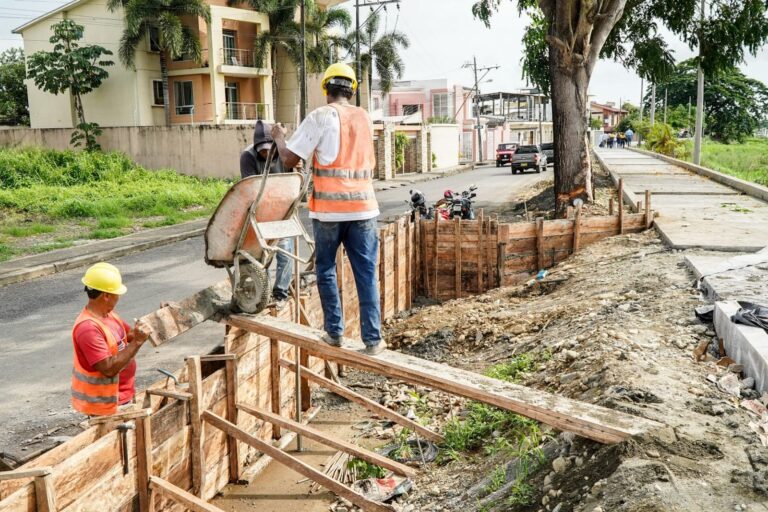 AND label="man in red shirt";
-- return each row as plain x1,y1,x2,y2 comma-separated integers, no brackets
71,262,150,416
